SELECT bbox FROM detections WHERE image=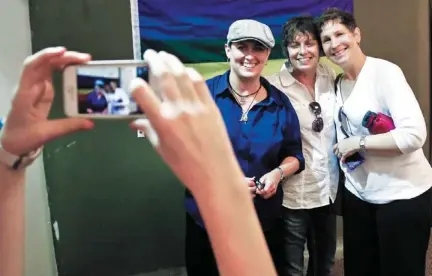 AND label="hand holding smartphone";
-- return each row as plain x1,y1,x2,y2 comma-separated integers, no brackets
63,60,150,119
